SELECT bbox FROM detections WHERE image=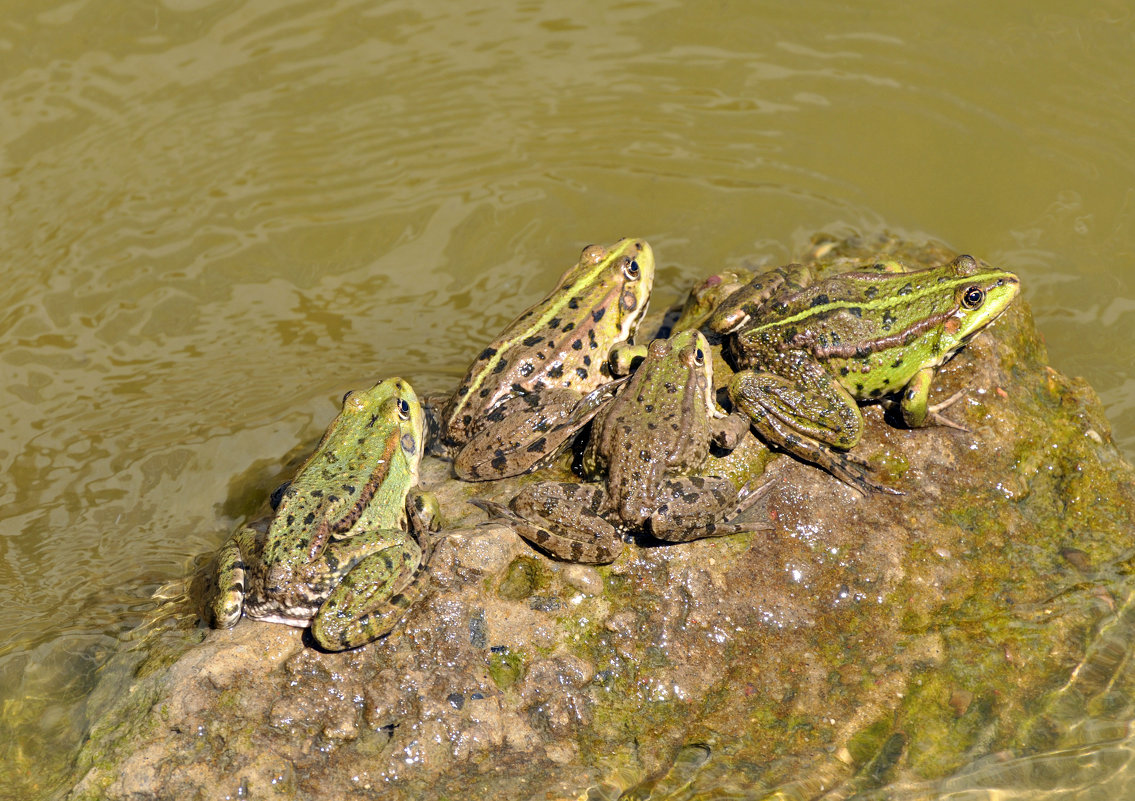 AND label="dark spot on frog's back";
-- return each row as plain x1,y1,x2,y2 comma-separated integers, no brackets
898,283,913,296
548,364,564,379
865,285,879,300
576,367,588,379
492,359,508,374
523,335,543,347
518,362,535,377
478,346,498,361
847,306,863,318
592,308,606,323
810,294,830,308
